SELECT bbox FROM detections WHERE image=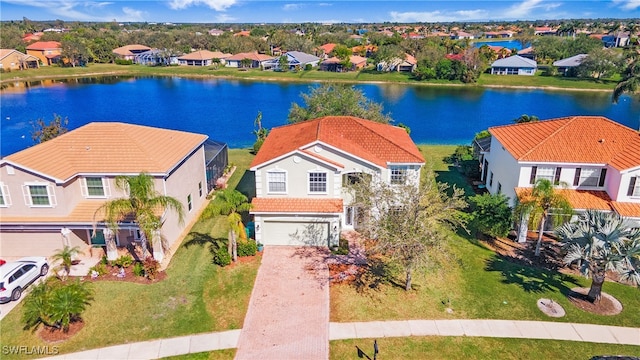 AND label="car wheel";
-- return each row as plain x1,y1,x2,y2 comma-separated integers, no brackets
40,264,49,276
11,287,22,301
